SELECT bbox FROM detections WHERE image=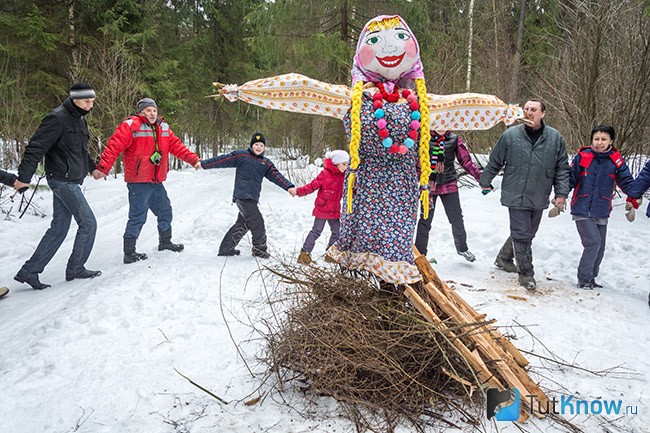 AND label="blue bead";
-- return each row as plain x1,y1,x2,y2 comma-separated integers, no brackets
374,109,385,119
382,137,393,147
411,110,421,120
404,138,414,148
